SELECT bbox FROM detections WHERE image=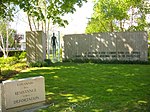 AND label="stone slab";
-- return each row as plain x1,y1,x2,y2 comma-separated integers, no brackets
2,76,45,109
